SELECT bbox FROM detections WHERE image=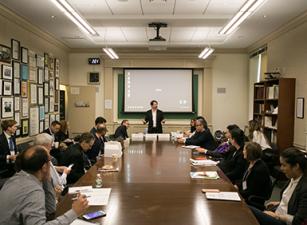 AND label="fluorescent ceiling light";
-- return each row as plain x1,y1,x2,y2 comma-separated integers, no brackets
198,47,214,59
103,48,119,59
50,0,98,36
219,0,266,35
